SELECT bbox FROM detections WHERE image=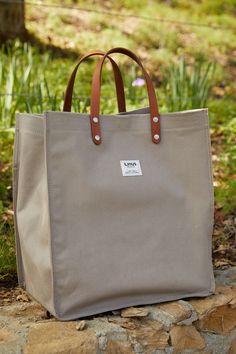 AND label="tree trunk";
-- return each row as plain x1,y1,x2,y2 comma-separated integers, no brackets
0,0,26,41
